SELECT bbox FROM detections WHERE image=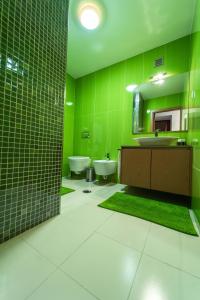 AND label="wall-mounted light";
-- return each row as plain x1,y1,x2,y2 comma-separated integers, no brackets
66,101,73,106
153,79,165,85
150,72,166,85
126,84,138,92
78,2,102,30
152,73,166,81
